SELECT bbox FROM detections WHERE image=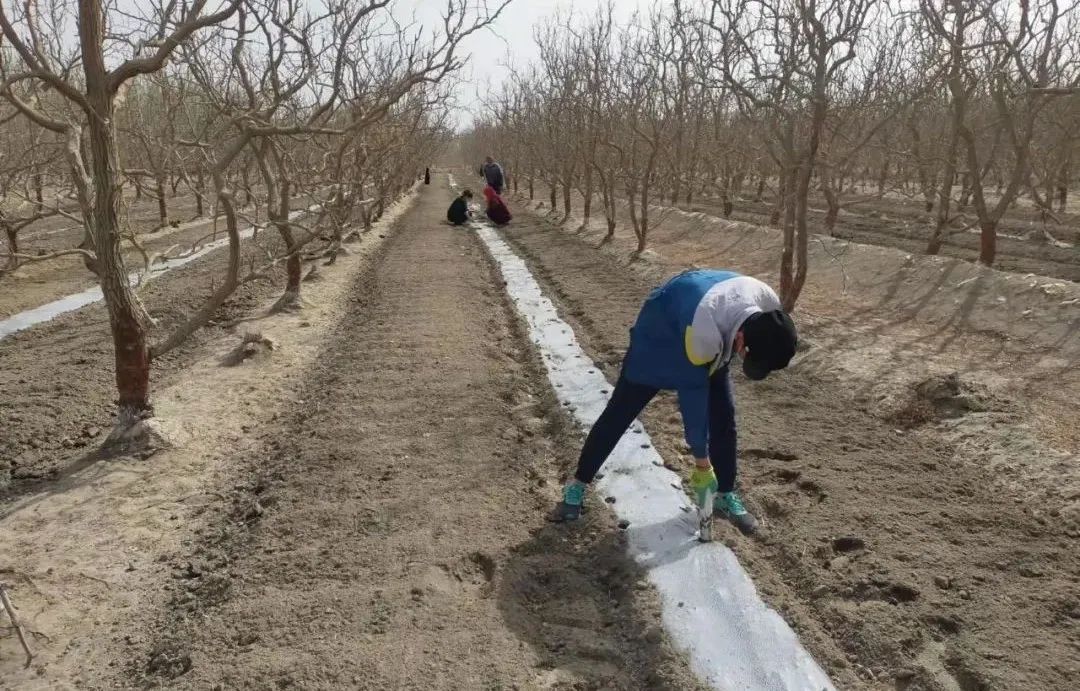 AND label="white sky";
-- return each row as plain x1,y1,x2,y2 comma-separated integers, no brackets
403,0,653,128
